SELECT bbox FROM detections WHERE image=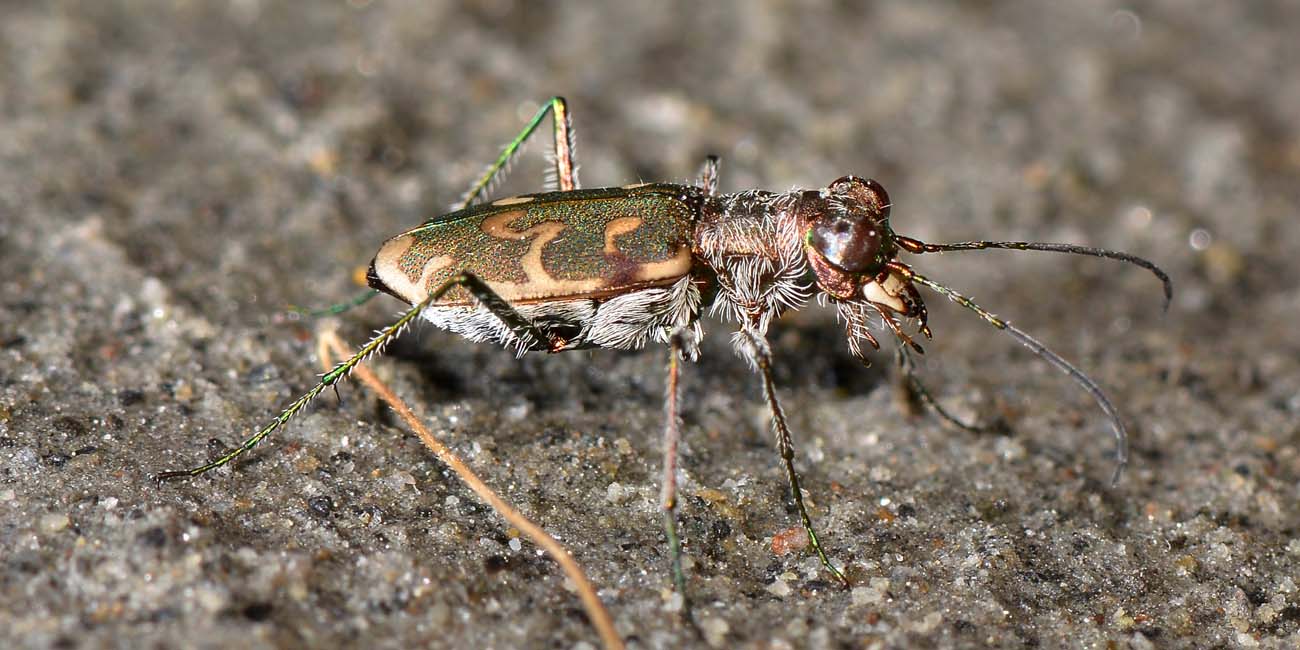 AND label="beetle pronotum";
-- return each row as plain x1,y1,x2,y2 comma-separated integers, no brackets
159,97,1170,600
